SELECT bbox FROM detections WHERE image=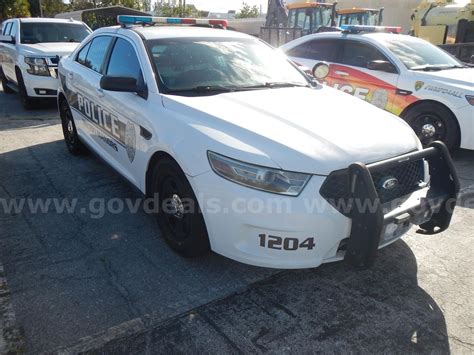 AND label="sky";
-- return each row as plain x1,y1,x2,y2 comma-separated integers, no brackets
187,0,269,13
